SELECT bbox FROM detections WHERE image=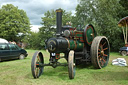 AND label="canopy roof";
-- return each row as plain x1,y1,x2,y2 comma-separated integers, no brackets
118,16,128,27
